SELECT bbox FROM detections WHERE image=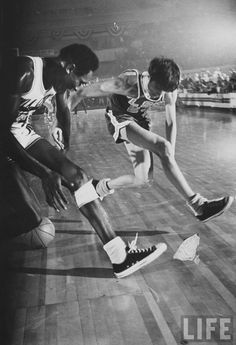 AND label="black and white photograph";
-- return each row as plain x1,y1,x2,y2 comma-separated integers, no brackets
0,1,236,344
